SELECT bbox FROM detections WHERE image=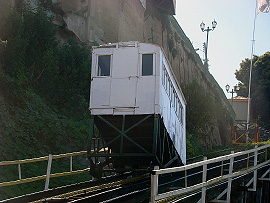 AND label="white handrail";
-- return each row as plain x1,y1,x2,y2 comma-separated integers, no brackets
153,144,270,176
151,144,270,203
0,151,87,166
0,151,89,188
0,148,108,188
